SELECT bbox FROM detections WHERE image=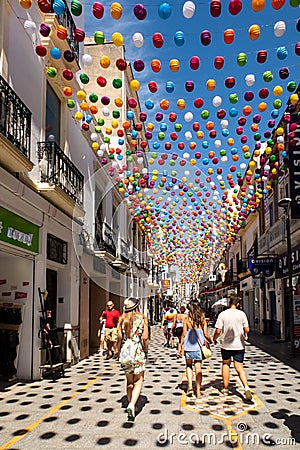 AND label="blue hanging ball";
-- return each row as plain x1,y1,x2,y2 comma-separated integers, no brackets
203,158,209,165
85,114,93,123
153,141,160,149
127,111,134,120
158,2,171,19
202,141,209,149
231,147,238,155
131,130,138,139
53,0,66,15
50,47,62,59
222,128,230,137
145,99,154,109
271,109,279,119
229,107,238,117
174,31,185,46
118,138,124,145
160,123,168,132
117,154,123,160
165,81,175,93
